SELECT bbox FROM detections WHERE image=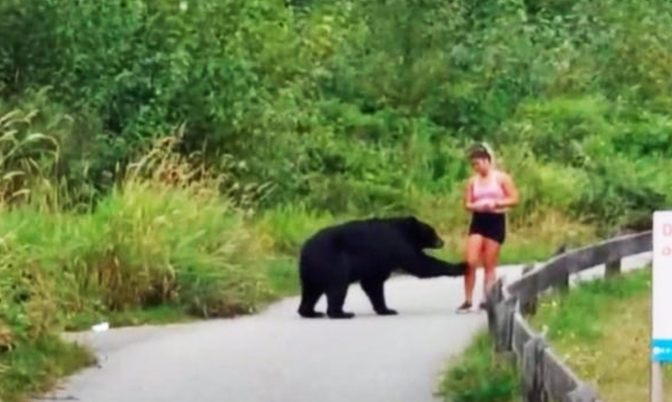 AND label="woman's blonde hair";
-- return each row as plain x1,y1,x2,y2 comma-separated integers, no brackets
467,142,496,166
